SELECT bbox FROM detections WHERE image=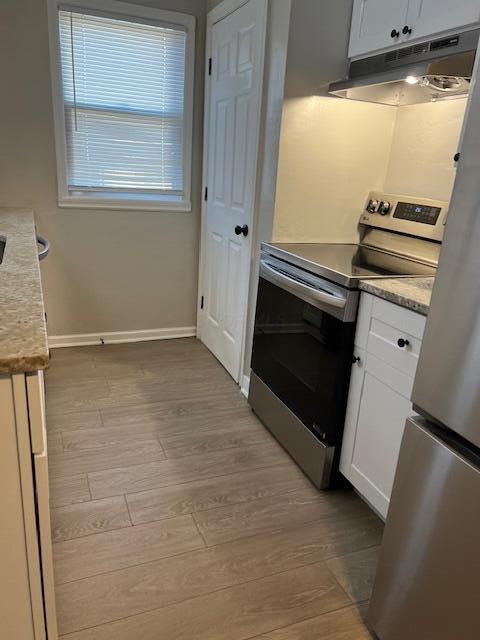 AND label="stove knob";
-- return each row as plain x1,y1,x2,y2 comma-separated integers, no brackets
378,201,391,215
367,199,379,213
